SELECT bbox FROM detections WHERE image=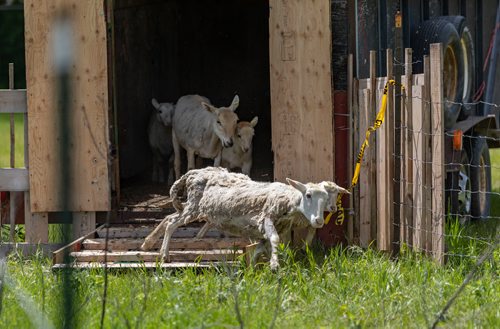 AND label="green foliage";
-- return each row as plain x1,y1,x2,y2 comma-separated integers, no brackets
0,7,26,89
